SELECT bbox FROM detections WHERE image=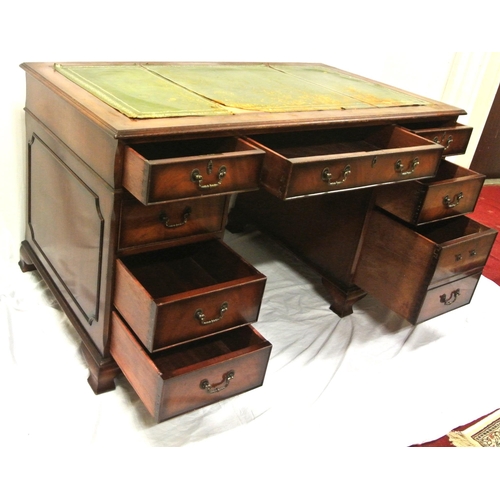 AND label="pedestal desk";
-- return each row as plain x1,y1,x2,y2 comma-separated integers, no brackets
19,62,497,422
